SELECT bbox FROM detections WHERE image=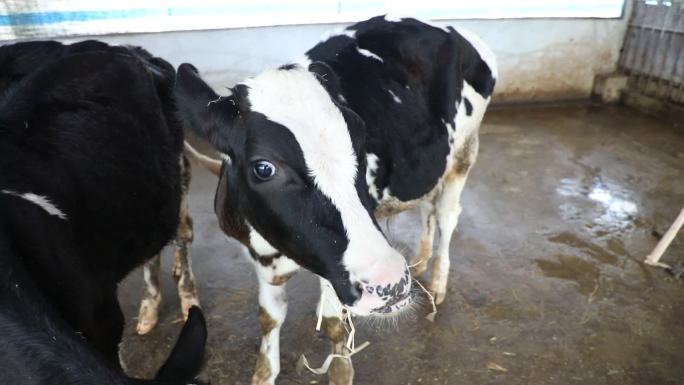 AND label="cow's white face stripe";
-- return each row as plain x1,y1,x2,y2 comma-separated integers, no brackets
243,67,396,275
1,189,67,220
